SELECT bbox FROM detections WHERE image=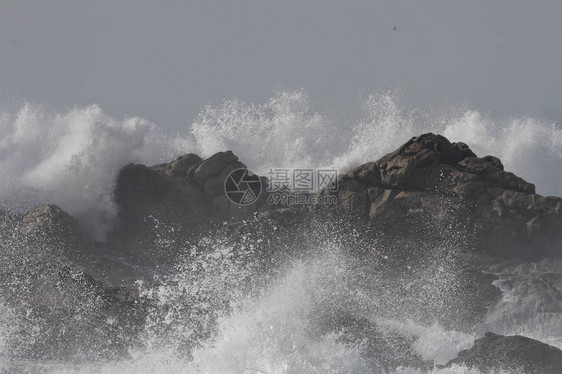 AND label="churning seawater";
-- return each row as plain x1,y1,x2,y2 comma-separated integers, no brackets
1,91,561,373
